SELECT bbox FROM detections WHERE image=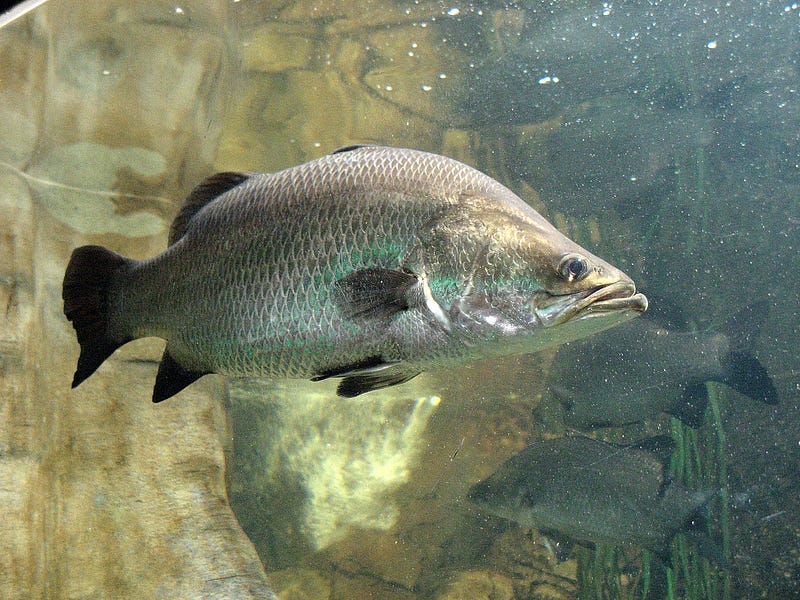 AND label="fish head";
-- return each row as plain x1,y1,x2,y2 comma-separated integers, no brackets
466,452,543,528
424,199,648,351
